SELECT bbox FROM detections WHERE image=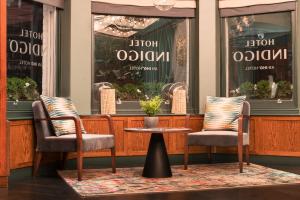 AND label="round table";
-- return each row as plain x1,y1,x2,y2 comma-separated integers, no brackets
124,127,191,178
